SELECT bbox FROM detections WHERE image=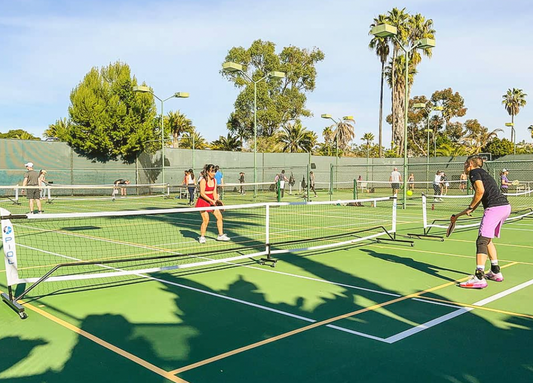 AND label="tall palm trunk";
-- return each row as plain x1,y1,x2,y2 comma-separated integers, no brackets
511,114,515,143
378,61,385,157
392,82,404,156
